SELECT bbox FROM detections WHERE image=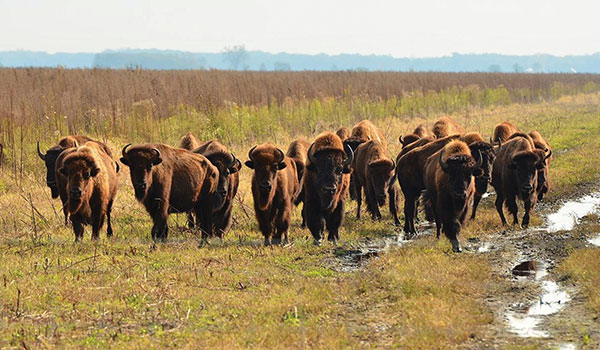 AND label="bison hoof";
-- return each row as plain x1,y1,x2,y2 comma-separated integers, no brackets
312,239,322,246
451,240,462,253
271,237,282,246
